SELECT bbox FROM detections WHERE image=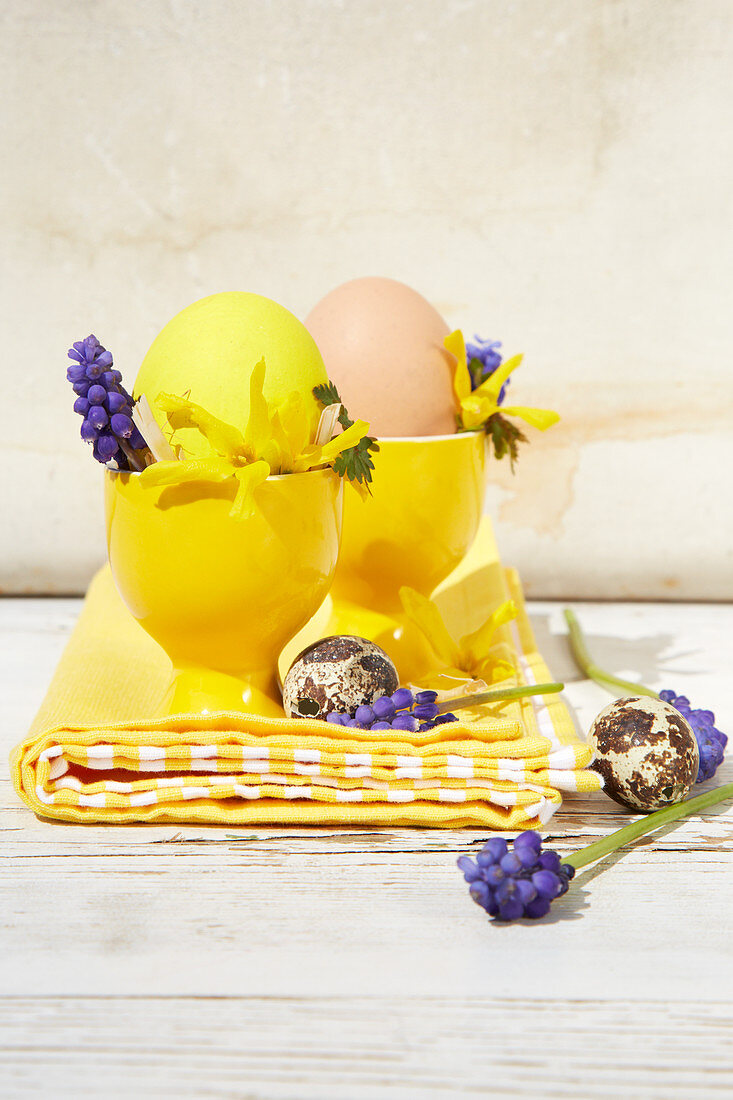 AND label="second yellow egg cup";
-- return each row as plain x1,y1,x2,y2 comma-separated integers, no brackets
105,467,343,717
325,431,487,682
